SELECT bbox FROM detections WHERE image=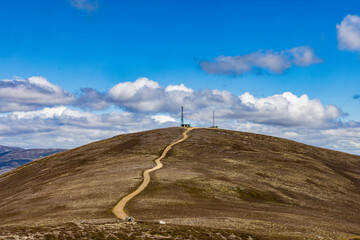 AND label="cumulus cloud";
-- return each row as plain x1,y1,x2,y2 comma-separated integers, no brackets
12,106,92,120
238,92,342,127
74,88,109,110
199,46,323,76
151,115,176,124
165,84,193,93
107,77,342,128
218,119,360,155
0,76,344,128
0,76,355,155
1,105,357,155
108,77,164,112
109,77,161,101
68,0,98,11
108,77,240,113
0,77,74,112
0,106,178,148
337,14,360,52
